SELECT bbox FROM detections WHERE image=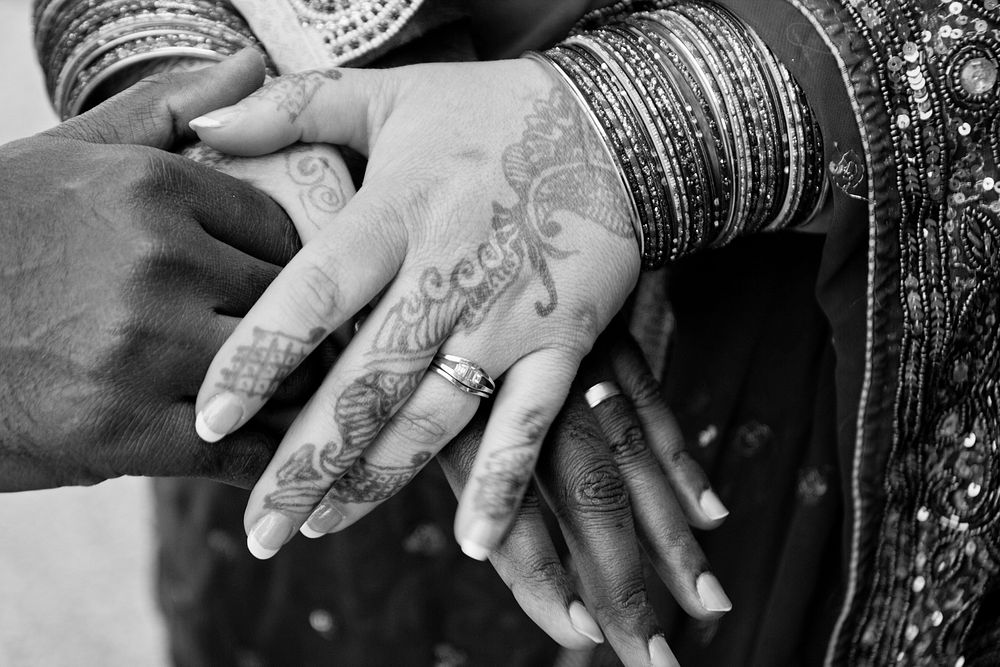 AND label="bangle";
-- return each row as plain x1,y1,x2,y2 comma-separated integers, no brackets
529,0,826,268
